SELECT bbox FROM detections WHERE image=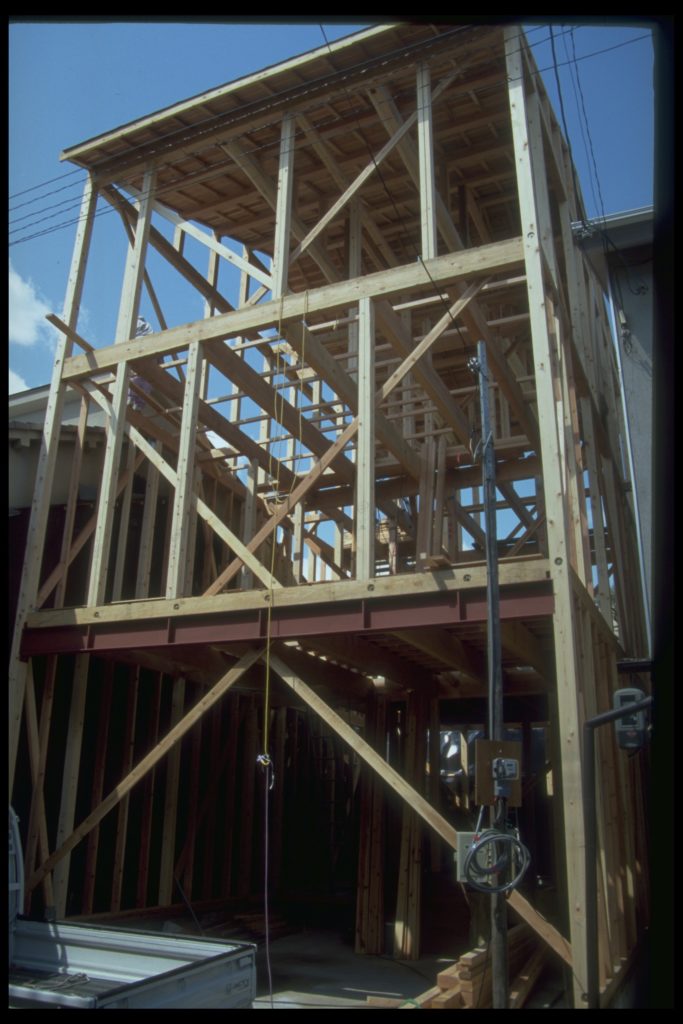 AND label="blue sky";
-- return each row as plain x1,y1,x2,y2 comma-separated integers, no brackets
9,19,656,394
